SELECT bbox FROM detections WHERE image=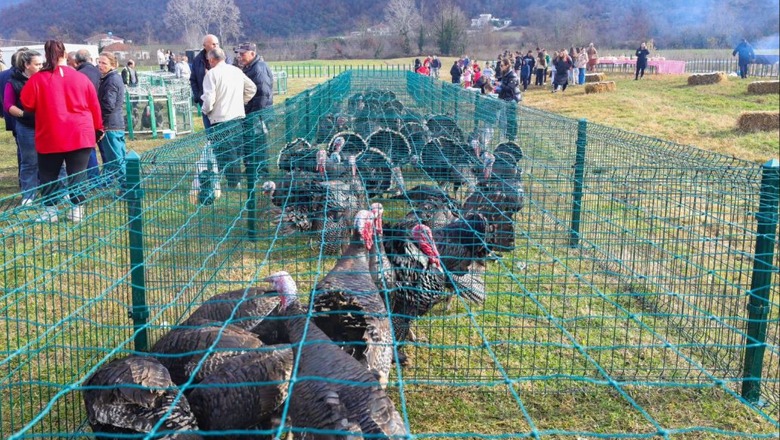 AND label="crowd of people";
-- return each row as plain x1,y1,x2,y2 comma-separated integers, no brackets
0,33,275,218
438,43,605,97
